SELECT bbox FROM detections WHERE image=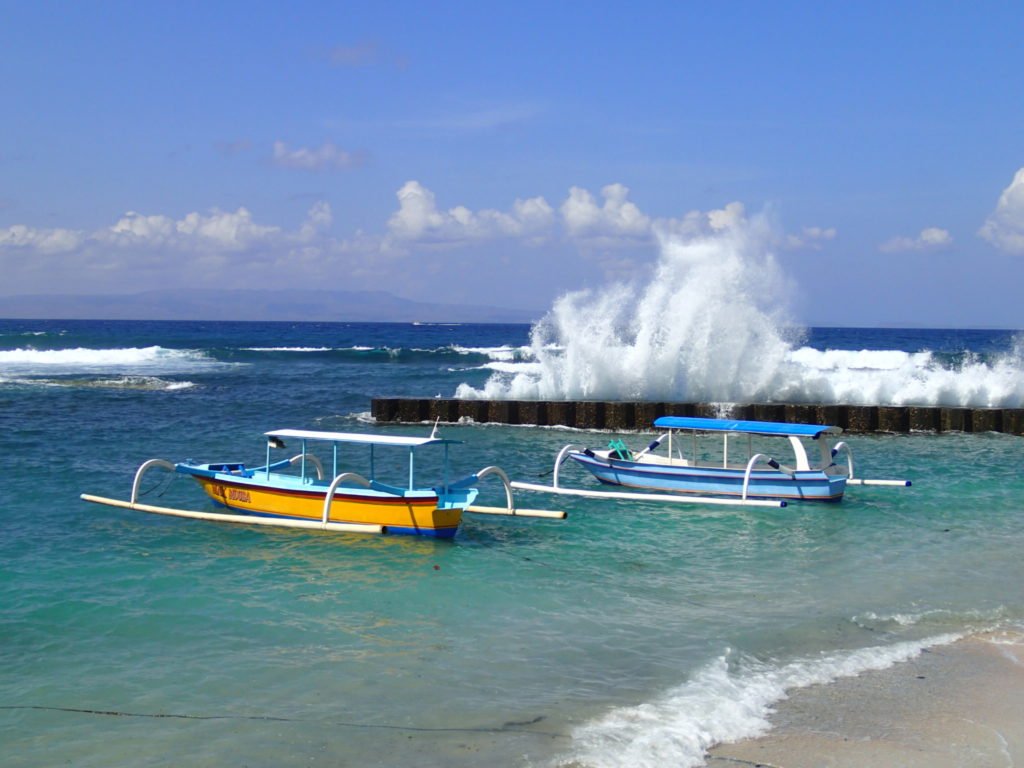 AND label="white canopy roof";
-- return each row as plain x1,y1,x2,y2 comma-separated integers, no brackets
265,429,458,447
